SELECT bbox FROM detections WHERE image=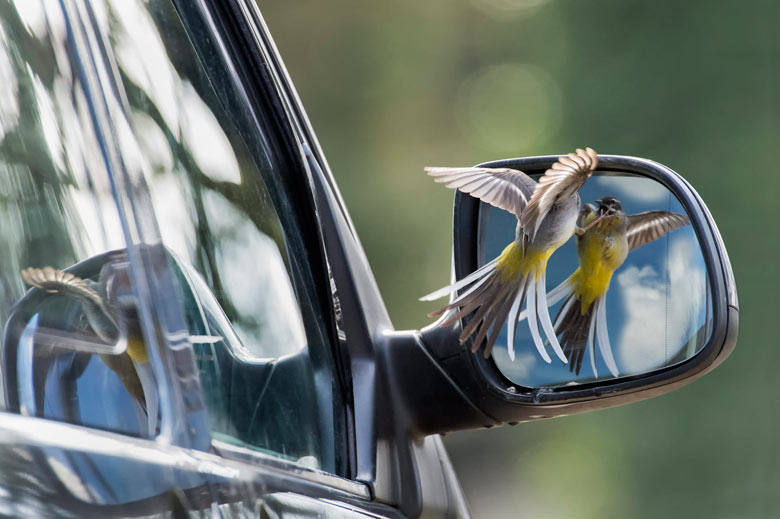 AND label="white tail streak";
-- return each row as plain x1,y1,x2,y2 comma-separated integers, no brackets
526,279,552,364
517,277,571,323
448,267,494,307
544,278,572,308
587,301,598,377
596,295,619,377
135,361,158,438
419,260,497,301
537,272,567,364
505,278,528,361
